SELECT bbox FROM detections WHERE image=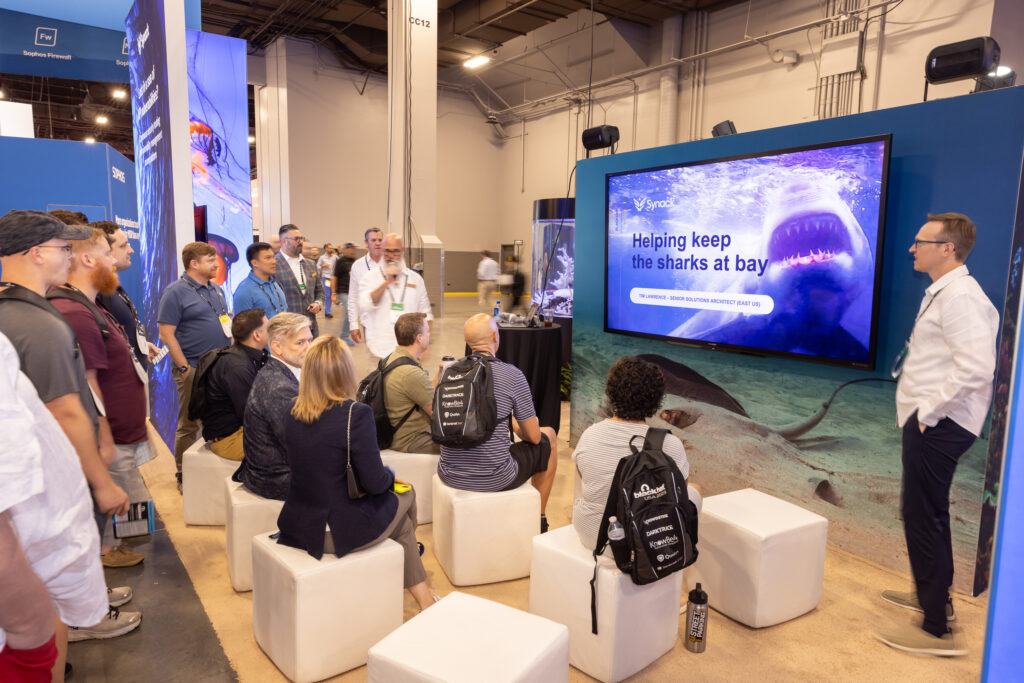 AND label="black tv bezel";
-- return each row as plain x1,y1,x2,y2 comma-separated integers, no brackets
603,133,892,371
